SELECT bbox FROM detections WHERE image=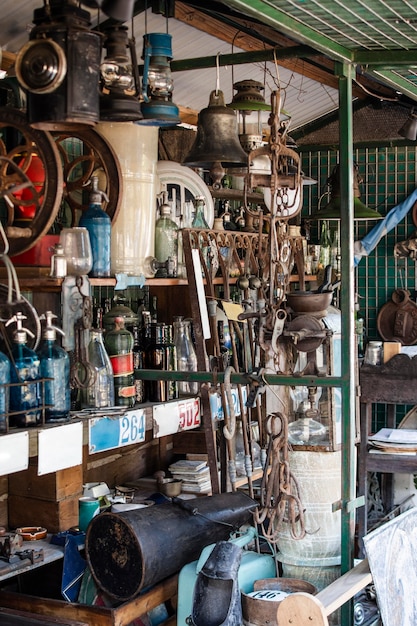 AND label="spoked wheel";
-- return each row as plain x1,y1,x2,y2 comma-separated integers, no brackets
0,107,63,257
51,127,122,226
